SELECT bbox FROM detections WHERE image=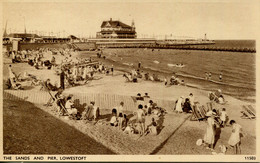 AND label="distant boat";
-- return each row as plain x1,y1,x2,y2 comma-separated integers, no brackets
167,63,185,68
153,60,160,64
167,63,175,67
